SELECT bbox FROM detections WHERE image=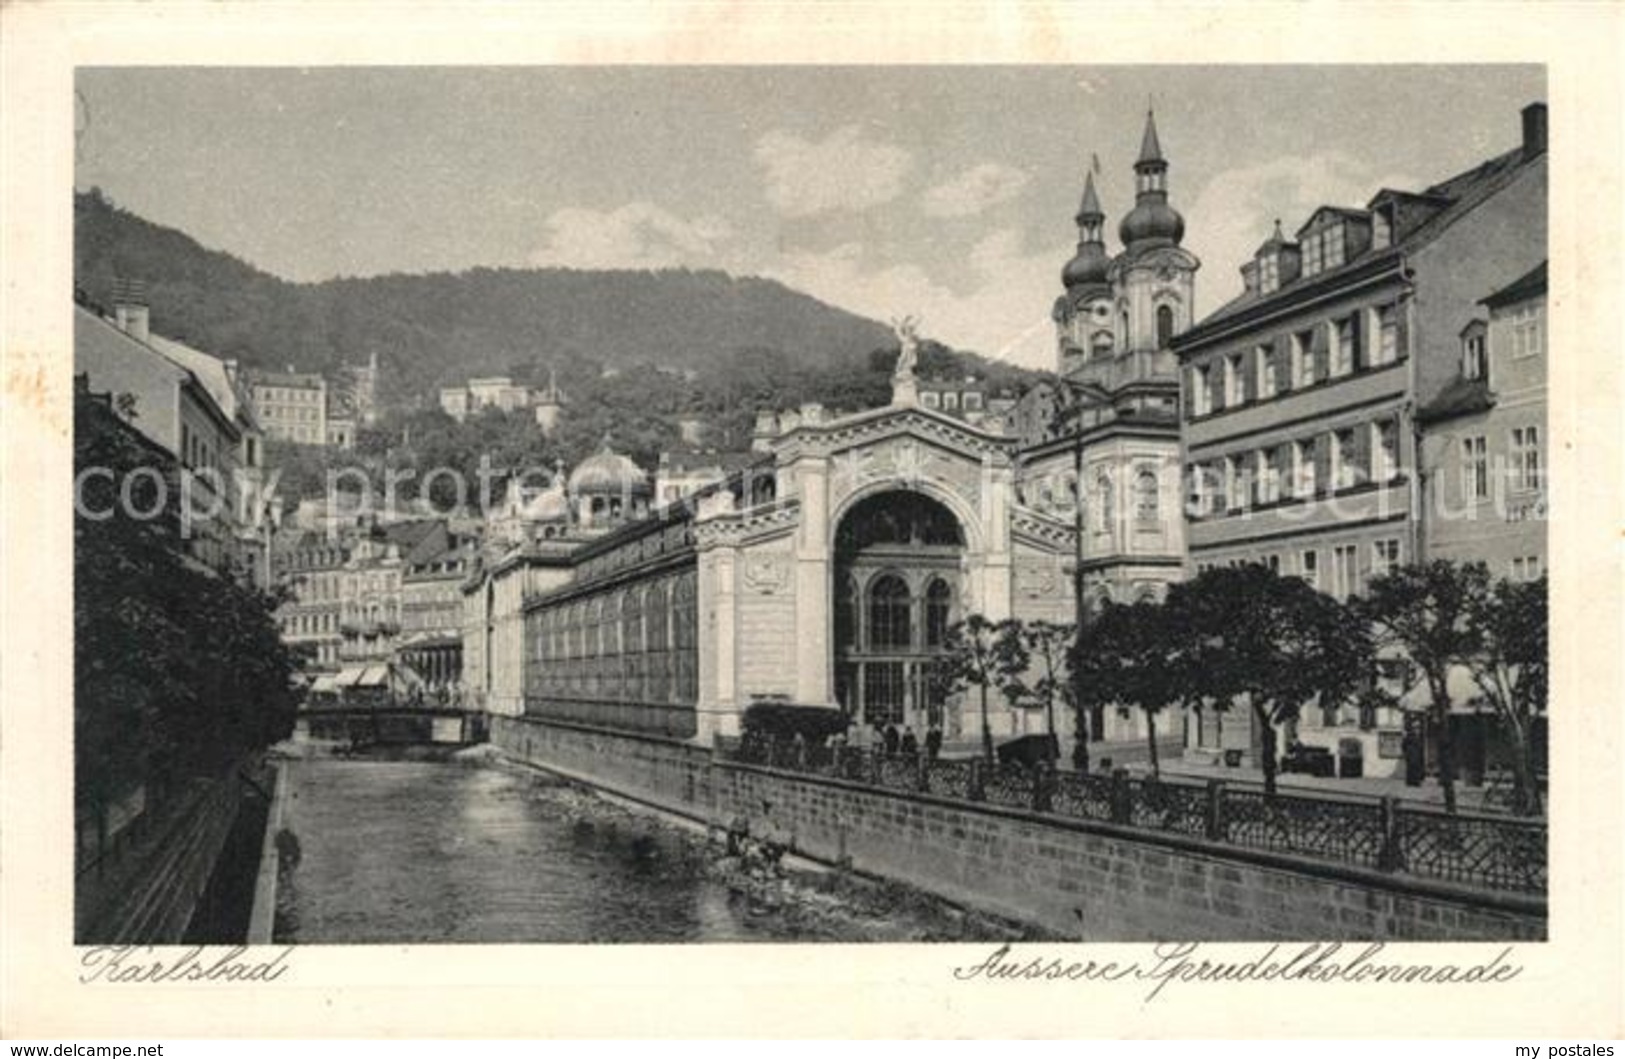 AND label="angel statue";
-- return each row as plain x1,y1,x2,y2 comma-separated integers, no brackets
891,314,922,379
